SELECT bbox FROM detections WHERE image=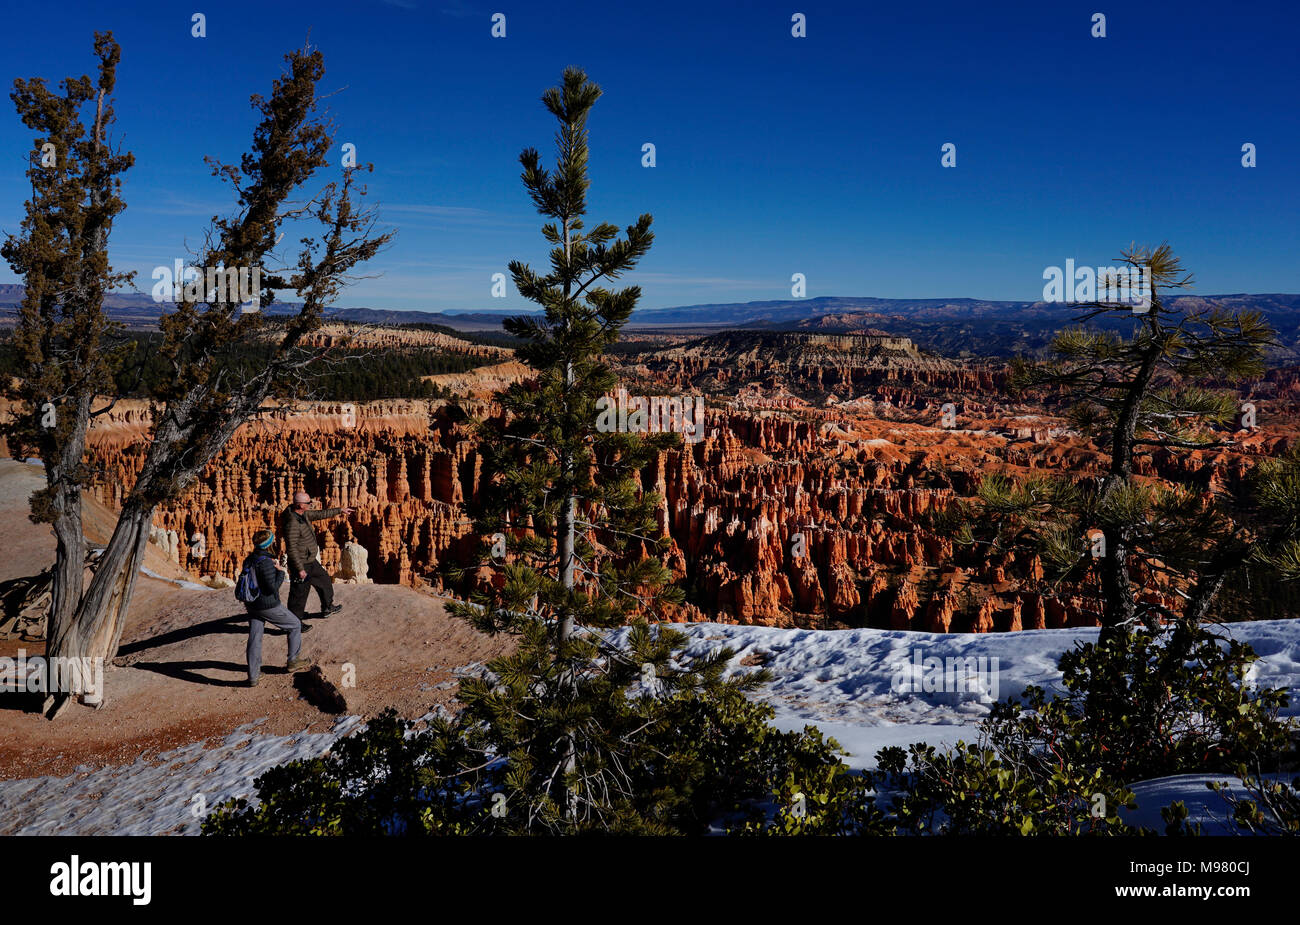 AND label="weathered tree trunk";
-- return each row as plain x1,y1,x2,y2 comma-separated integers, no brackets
43,497,152,717
43,394,93,652
1097,310,1165,642
76,498,152,660
558,216,577,645
558,219,579,822
559,456,577,638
